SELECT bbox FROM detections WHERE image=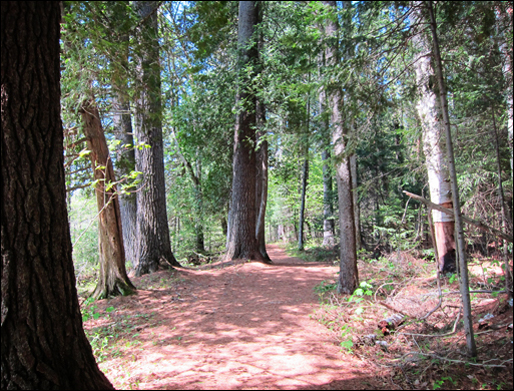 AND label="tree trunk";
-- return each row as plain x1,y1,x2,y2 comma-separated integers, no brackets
79,99,137,300
194,155,205,253
256,103,272,263
225,1,265,262
133,0,180,275
317,28,336,248
412,4,456,273
350,154,361,250
495,4,513,175
1,2,114,388
254,5,272,264
298,155,309,251
322,0,358,294
491,108,512,300
426,0,477,357
111,31,138,269
321,150,336,247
